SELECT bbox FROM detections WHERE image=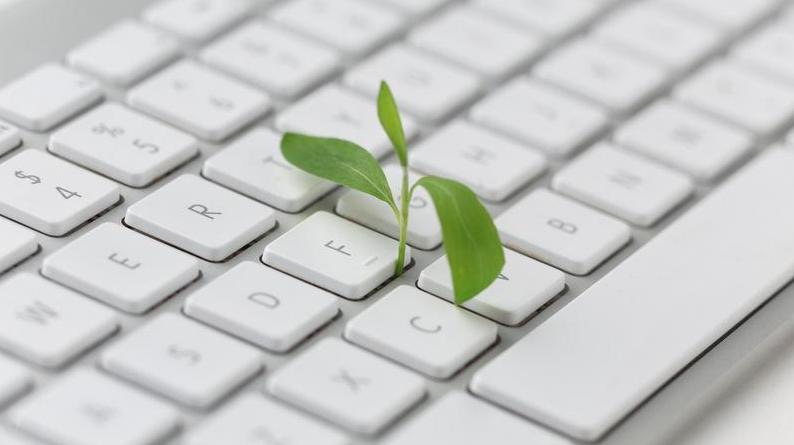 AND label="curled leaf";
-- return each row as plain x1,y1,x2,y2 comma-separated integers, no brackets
413,176,505,304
